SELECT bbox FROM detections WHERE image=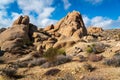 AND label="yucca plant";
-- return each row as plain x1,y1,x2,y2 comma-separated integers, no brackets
43,47,66,62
